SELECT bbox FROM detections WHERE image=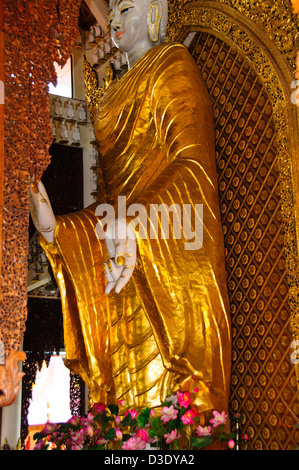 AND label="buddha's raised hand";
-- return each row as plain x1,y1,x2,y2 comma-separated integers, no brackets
103,218,137,294
29,178,57,243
